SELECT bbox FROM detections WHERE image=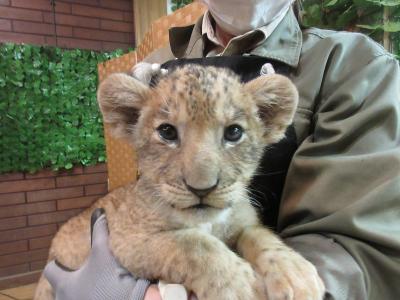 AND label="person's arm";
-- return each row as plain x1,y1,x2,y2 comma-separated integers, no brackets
278,52,400,299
